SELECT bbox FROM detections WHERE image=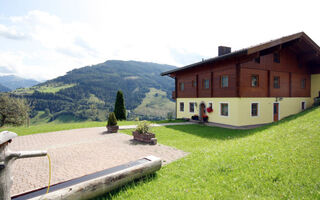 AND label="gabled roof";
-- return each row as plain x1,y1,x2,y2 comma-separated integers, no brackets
161,32,320,76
